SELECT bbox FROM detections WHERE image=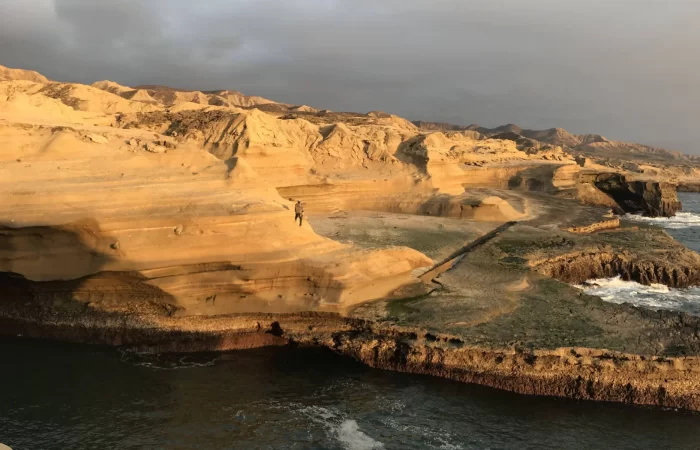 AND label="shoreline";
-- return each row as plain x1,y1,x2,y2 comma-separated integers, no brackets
3,204,700,413
3,308,700,412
